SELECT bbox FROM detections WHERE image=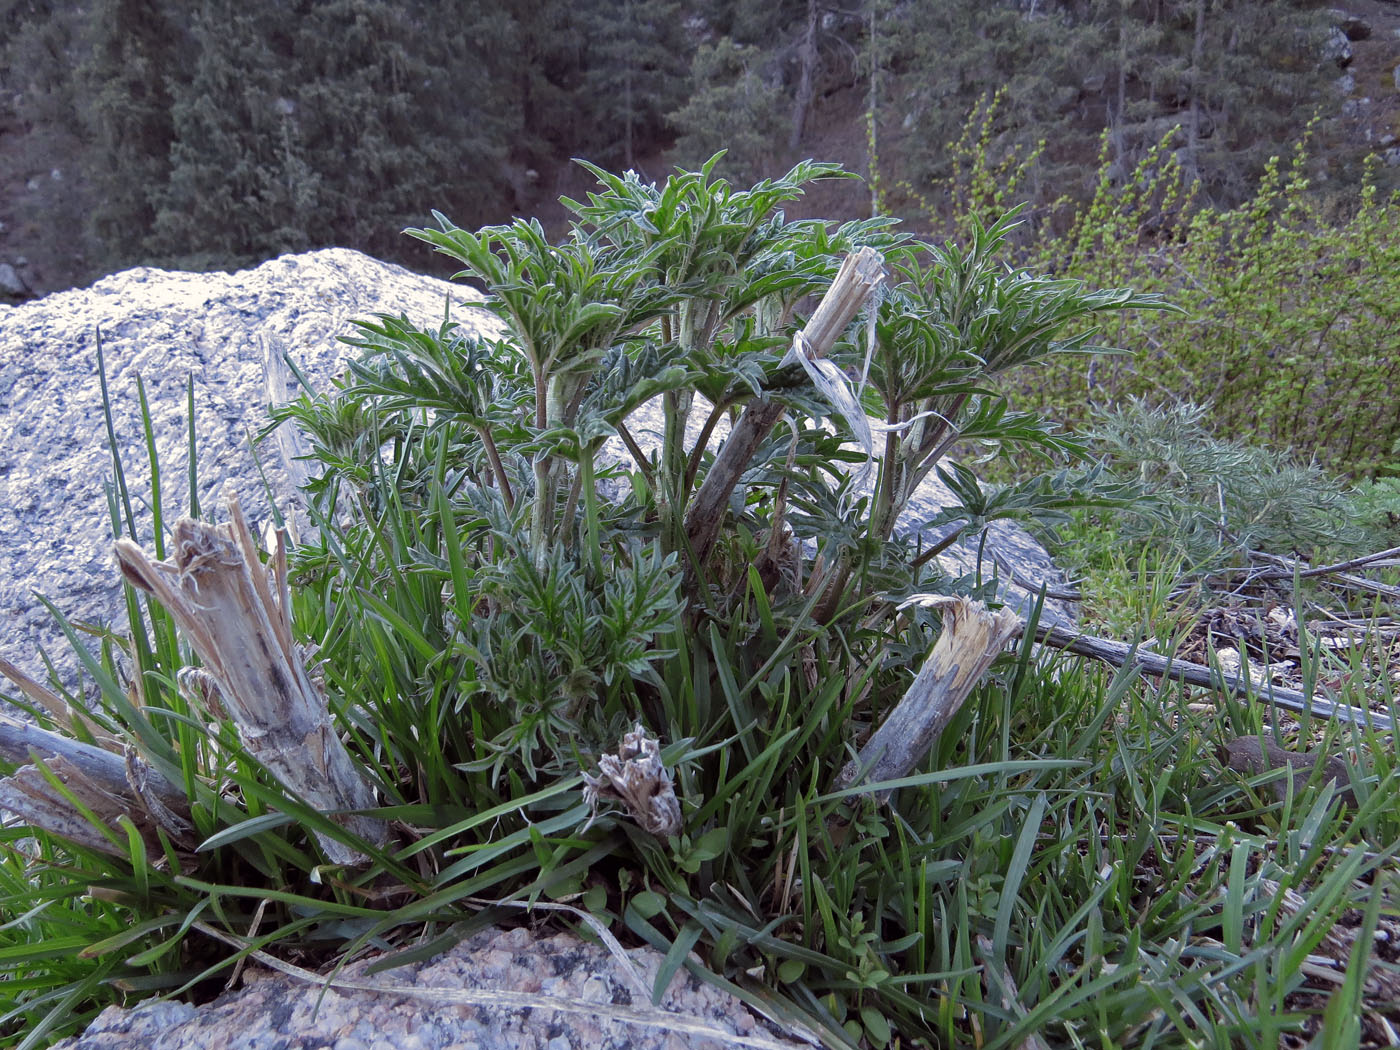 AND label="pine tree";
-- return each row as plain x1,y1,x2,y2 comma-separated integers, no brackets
150,0,309,266
667,37,787,185
152,0,509,269
286,0,507,255
78,0,183,271
575,0,692,170
492,0,588,171
888,0,1099,199
886,0,1332,211
0,0,100,285
1149,0,1330,201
